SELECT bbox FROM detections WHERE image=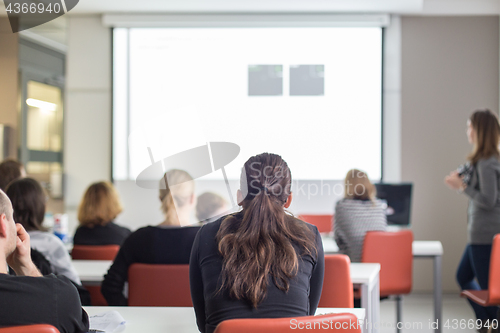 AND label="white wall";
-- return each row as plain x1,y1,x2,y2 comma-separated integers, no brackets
65,16,112,231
